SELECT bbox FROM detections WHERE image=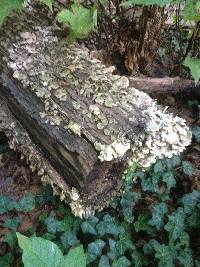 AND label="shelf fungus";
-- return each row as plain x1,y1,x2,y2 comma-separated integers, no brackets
0,3,192,218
